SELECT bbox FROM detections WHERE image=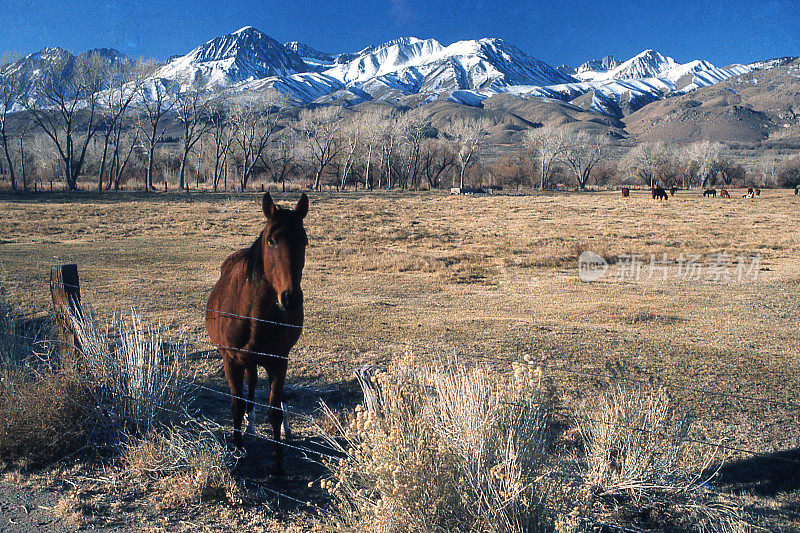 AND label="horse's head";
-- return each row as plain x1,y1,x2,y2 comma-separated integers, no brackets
261,192,309,311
